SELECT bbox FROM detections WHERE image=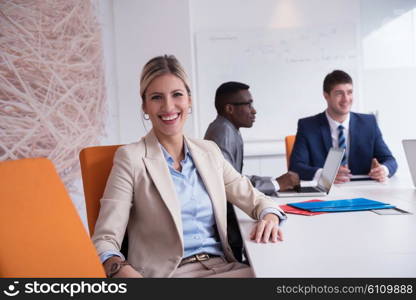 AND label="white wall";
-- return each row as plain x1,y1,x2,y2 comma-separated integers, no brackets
110,0,195,144
102,0,416,178
190,0,359,31
190,0,361,177
97,0,120,145
361,0,416,177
